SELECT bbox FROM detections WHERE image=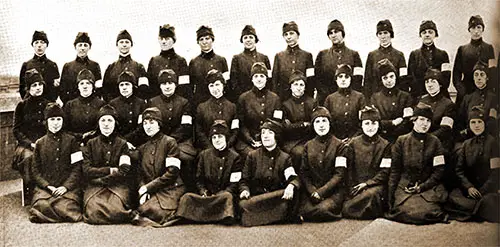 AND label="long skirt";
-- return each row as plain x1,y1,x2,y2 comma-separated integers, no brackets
11,145,33,180
386,184,448,225
83,186,133,224
29,187,82,223
445,188,499,222
133,185,186,227
299,189,344,222
176,191,235,223
239,189,293,227
343,185,386,219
